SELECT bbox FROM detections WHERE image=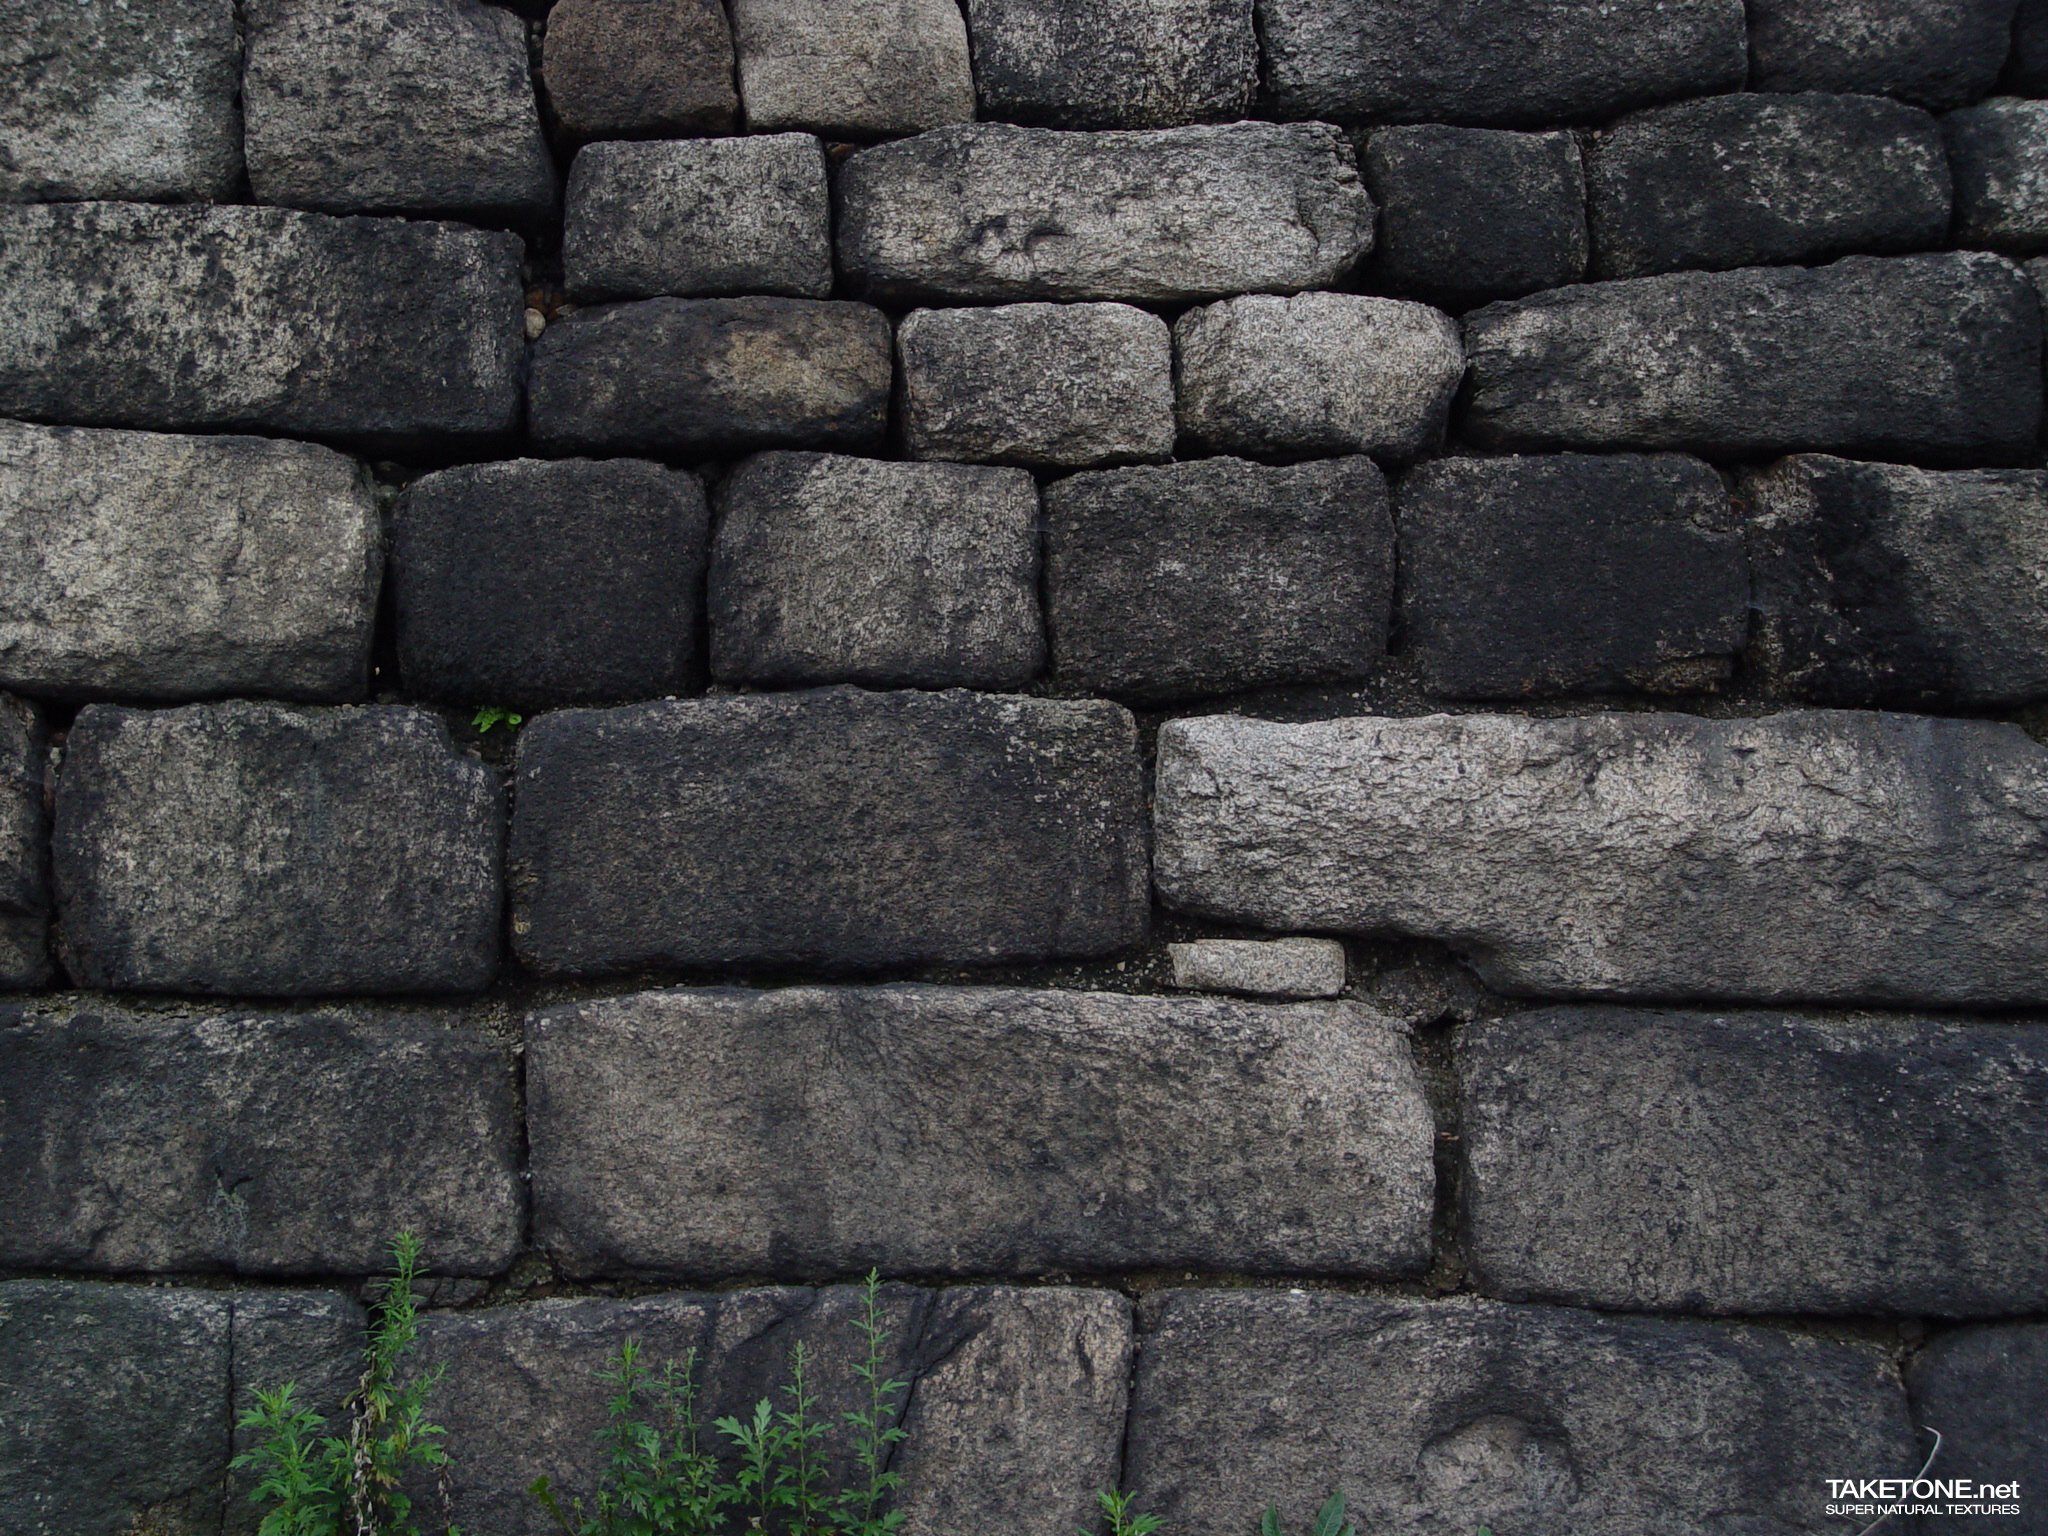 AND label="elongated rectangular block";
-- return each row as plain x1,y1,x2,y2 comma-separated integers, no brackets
1154,709,2048,1005
528,984,1432,1278
1461,1008,2048,1315
508,688,1147,972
